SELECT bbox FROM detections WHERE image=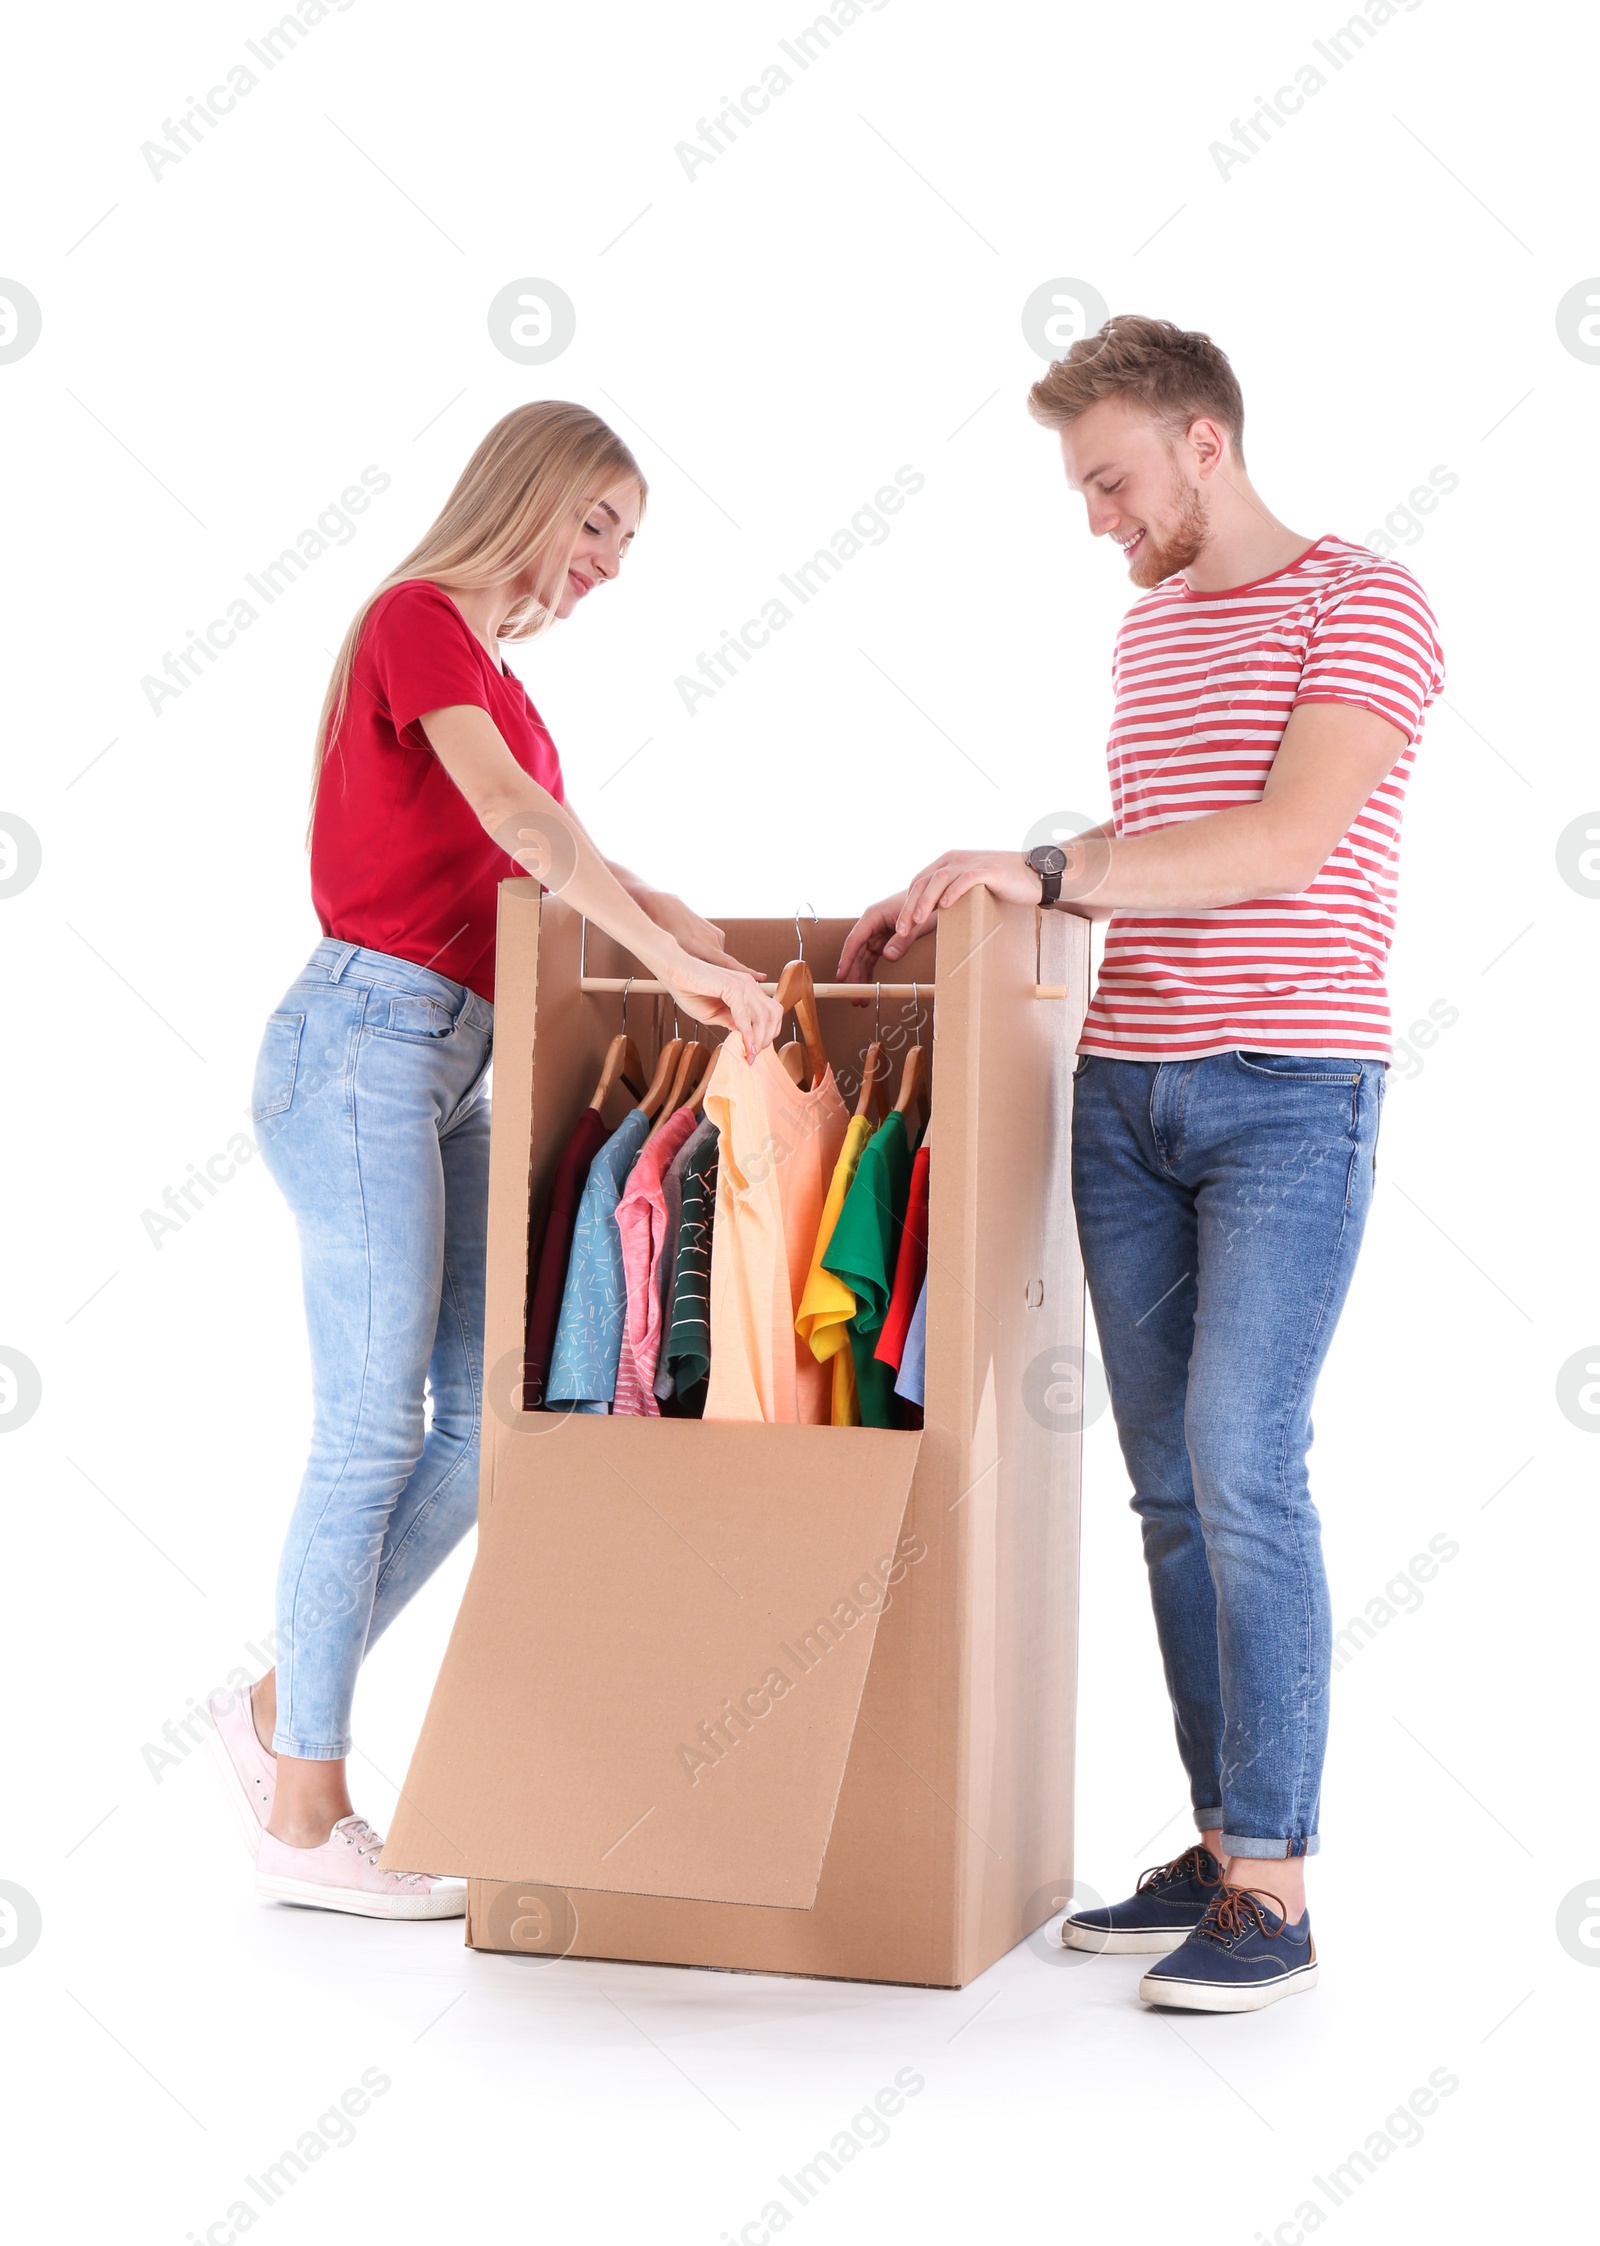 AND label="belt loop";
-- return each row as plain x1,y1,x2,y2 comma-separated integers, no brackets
325,942,360,984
